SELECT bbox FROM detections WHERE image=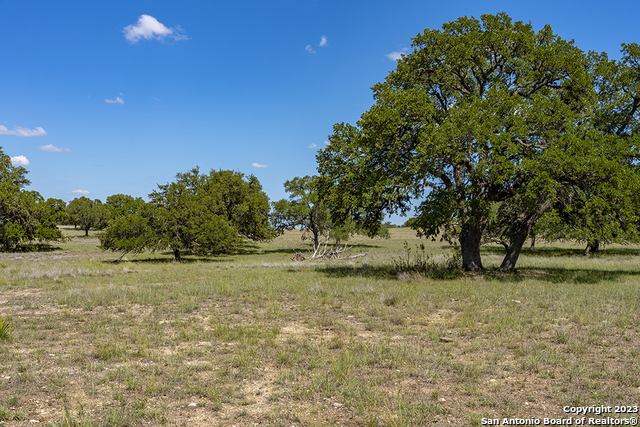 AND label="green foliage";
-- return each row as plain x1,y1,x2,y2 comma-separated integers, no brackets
66,197,109,236
194,169,275,241
105,194,146,221
316,13,639,271
0,149,62,249
99,214,154,257
44,198,69,225
148,177,241,261
0,315,15,340
31,194,65,242
100,168,274,261
524,46,640,249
